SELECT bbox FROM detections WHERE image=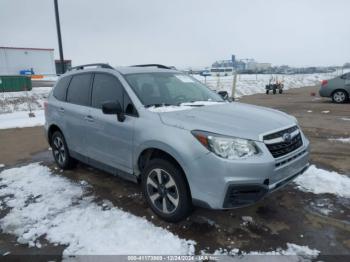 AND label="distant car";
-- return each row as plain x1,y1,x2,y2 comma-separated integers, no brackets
319,73,350,103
